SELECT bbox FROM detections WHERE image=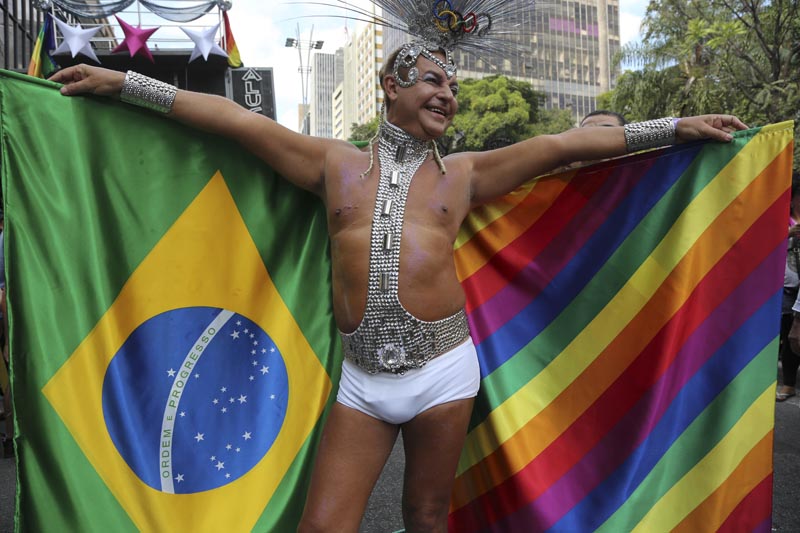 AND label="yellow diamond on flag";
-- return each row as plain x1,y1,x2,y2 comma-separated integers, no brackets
42,172,331,531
